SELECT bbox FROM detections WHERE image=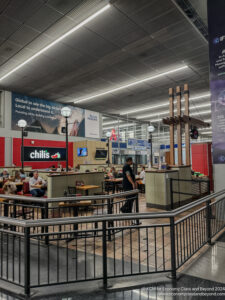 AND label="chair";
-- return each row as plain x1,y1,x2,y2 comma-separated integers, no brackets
76,180,84,186
104,181,114,194
138,183,145,193
116,183,124,193
66,186,82,197
94,181,107,196
17,182,32,196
